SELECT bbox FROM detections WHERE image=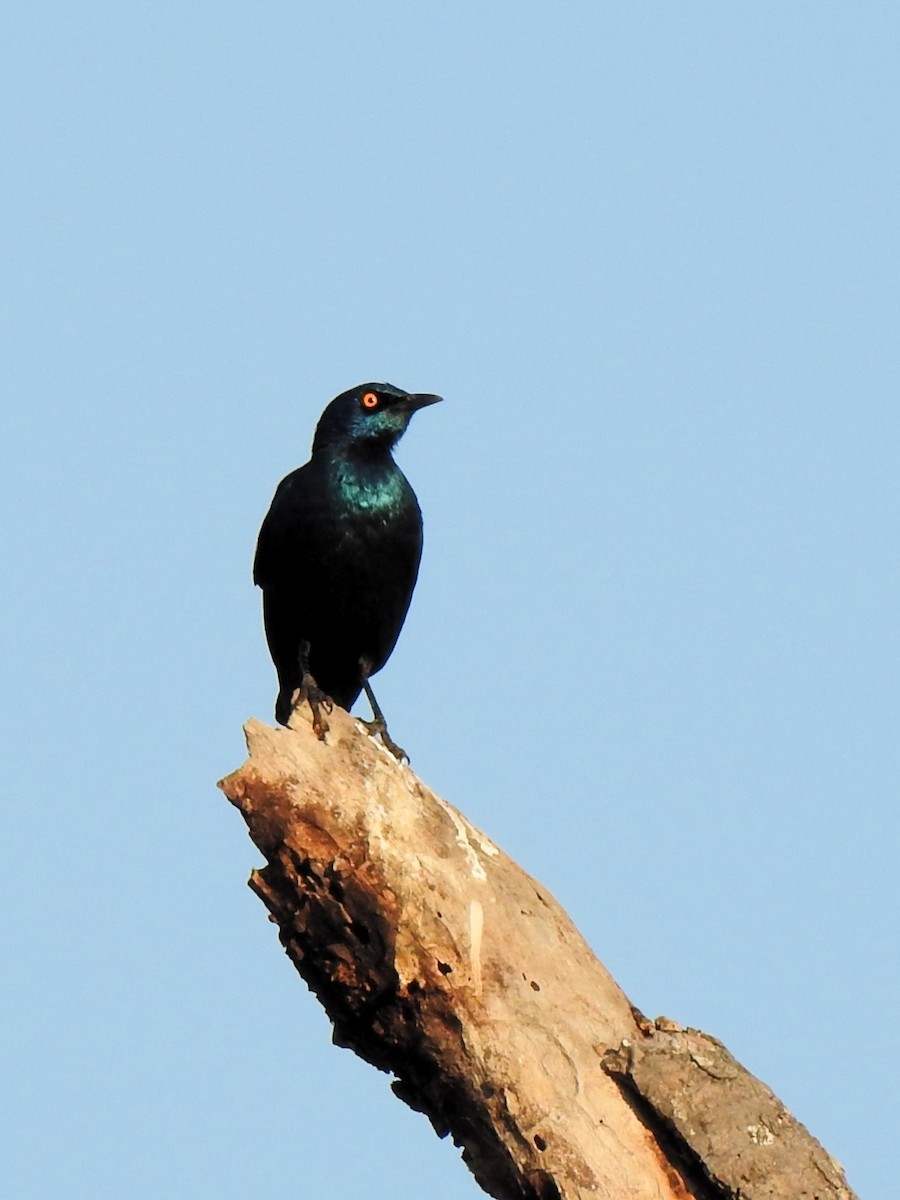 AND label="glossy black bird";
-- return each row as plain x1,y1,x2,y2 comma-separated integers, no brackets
254,382,442,758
